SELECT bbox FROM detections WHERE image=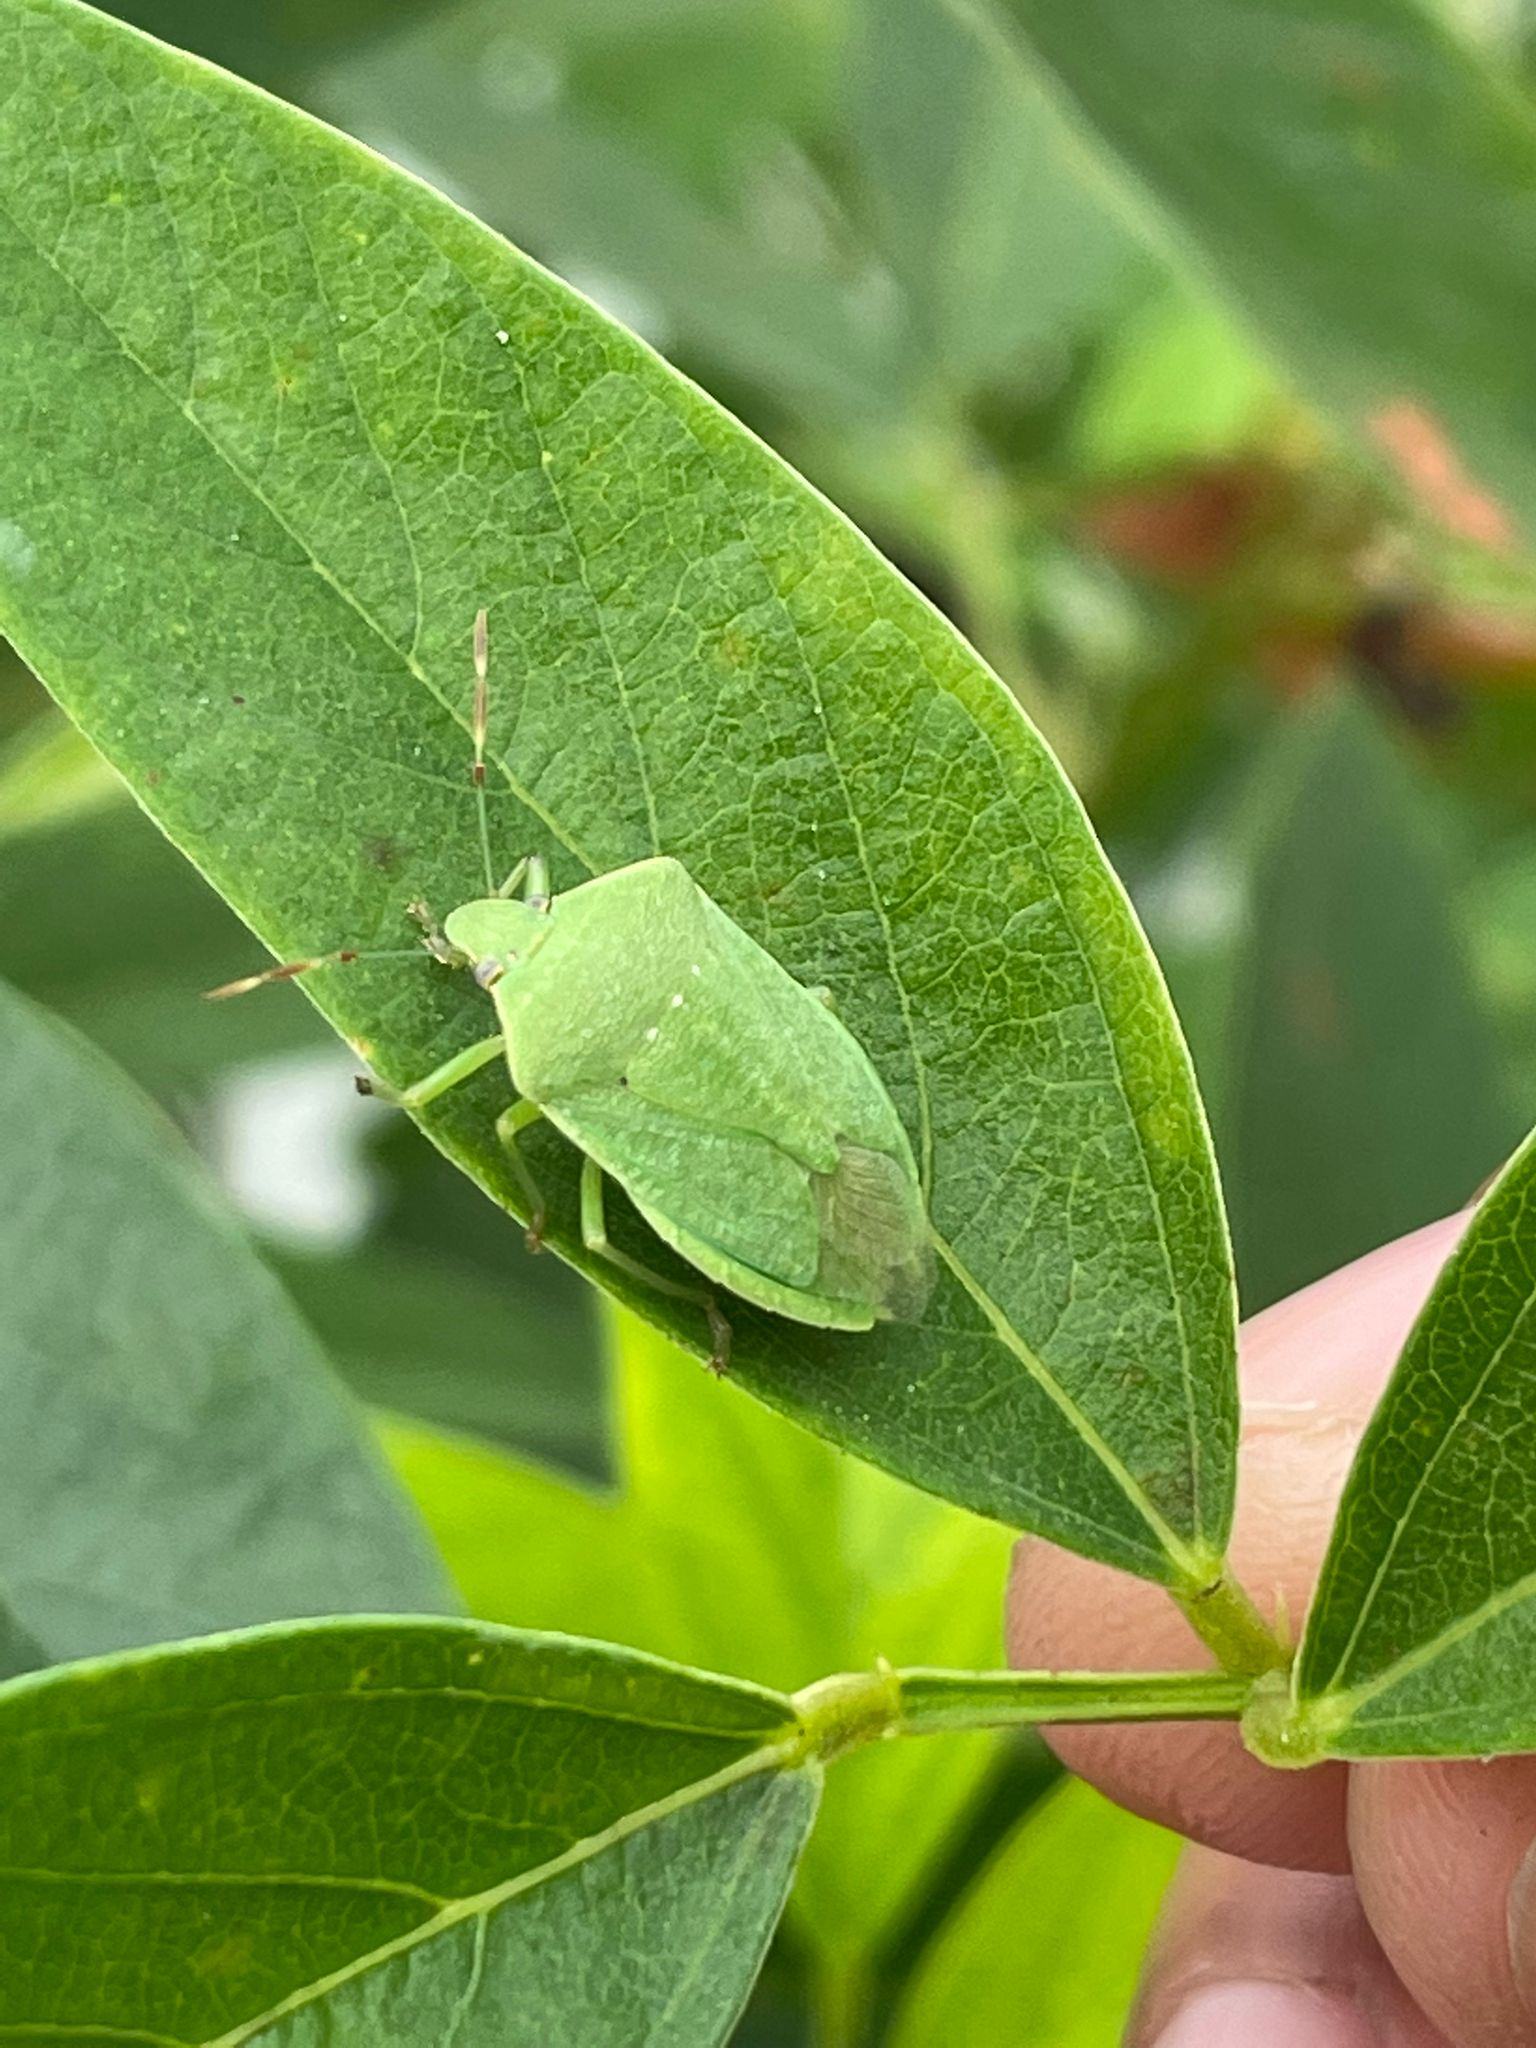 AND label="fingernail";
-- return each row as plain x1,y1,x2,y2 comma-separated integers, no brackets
1153,1981,1377,2048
